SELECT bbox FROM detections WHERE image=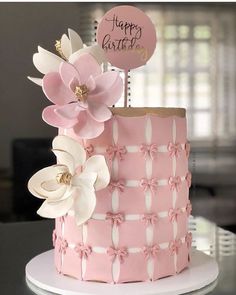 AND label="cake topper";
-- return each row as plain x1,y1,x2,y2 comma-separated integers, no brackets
97,5,157,106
